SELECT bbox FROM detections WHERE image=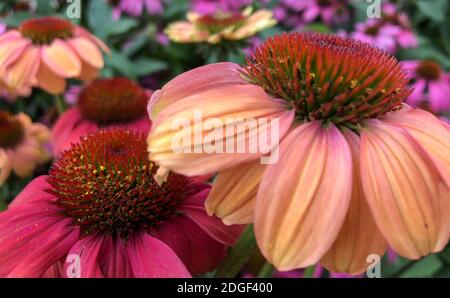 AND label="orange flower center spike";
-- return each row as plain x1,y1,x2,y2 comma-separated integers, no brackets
0,111,25,149
242,32,411,125
77,78,149,125
48,129,196,239
19,17,74,45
